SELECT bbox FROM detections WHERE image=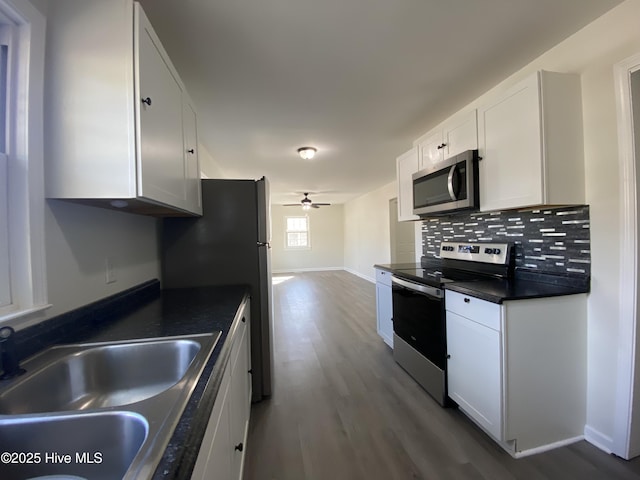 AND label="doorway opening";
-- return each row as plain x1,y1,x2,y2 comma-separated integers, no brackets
389,198,420,264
